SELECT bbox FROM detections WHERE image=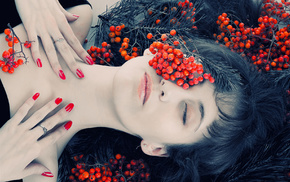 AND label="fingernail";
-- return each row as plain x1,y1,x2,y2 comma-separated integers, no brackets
73,14,80,18
41,172,54,178
86,56,94,65
59,70,66,80
76,69,84,78
36,58,42,68
55,97,63,105
64,121,73,130
32,93,40,100
65,103,74,112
